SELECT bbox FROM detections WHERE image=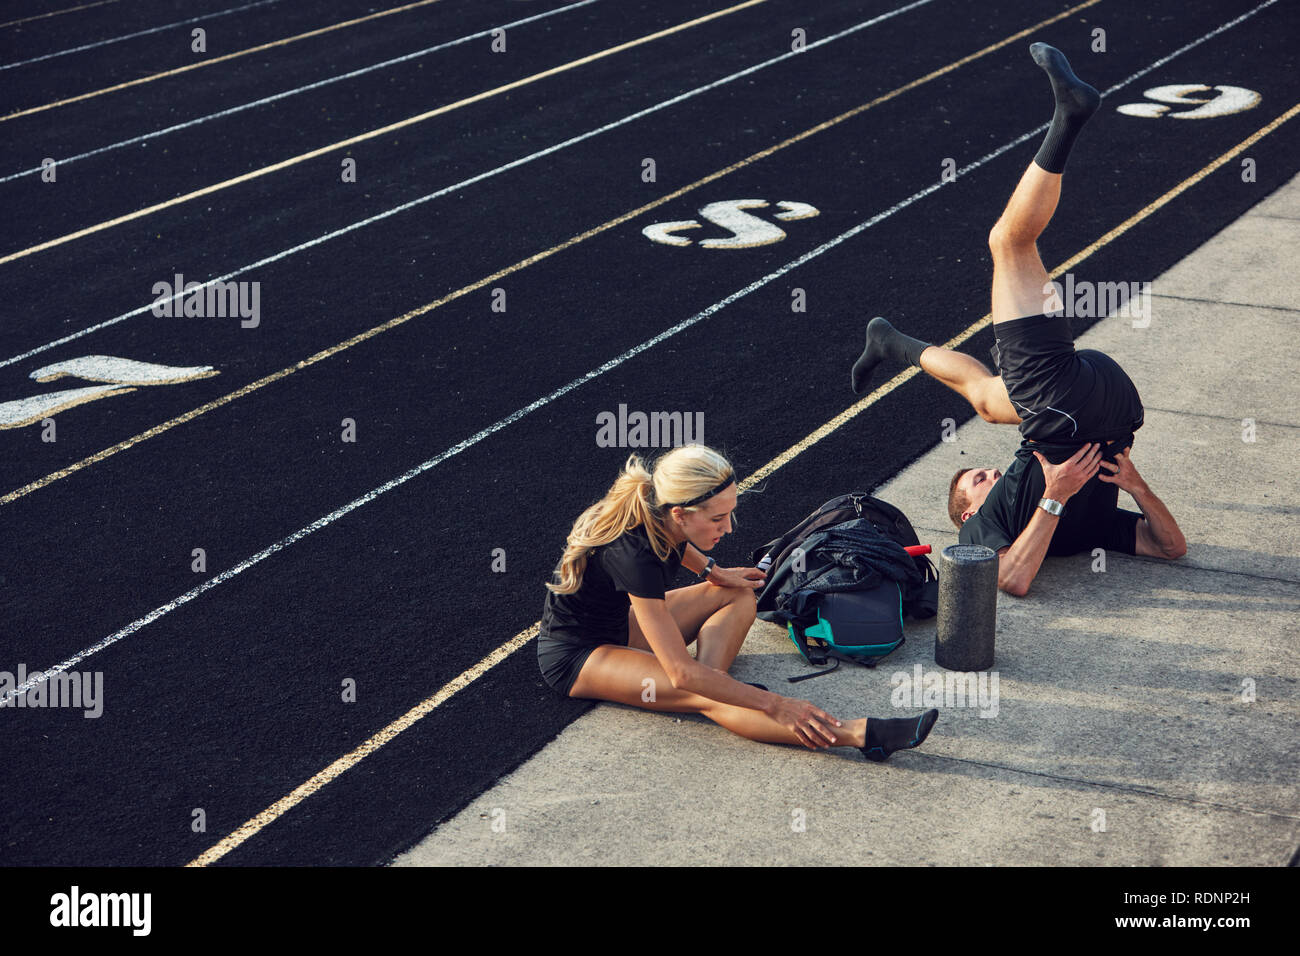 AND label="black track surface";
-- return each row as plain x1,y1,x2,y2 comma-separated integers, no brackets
1,0,1295,866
